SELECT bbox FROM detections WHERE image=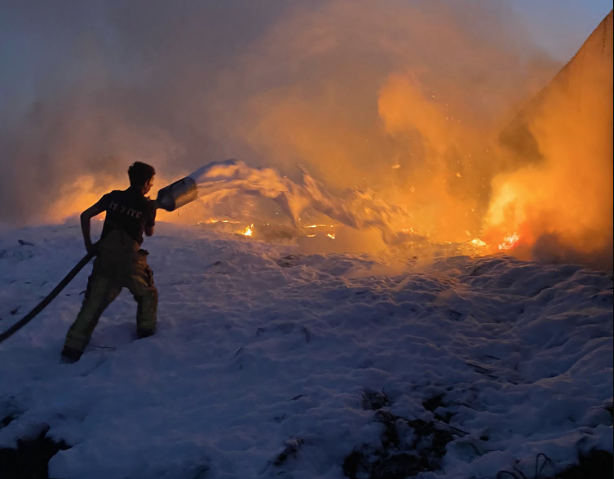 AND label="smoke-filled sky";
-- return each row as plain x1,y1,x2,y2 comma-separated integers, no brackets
512,0,613,57
0,0,611,229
